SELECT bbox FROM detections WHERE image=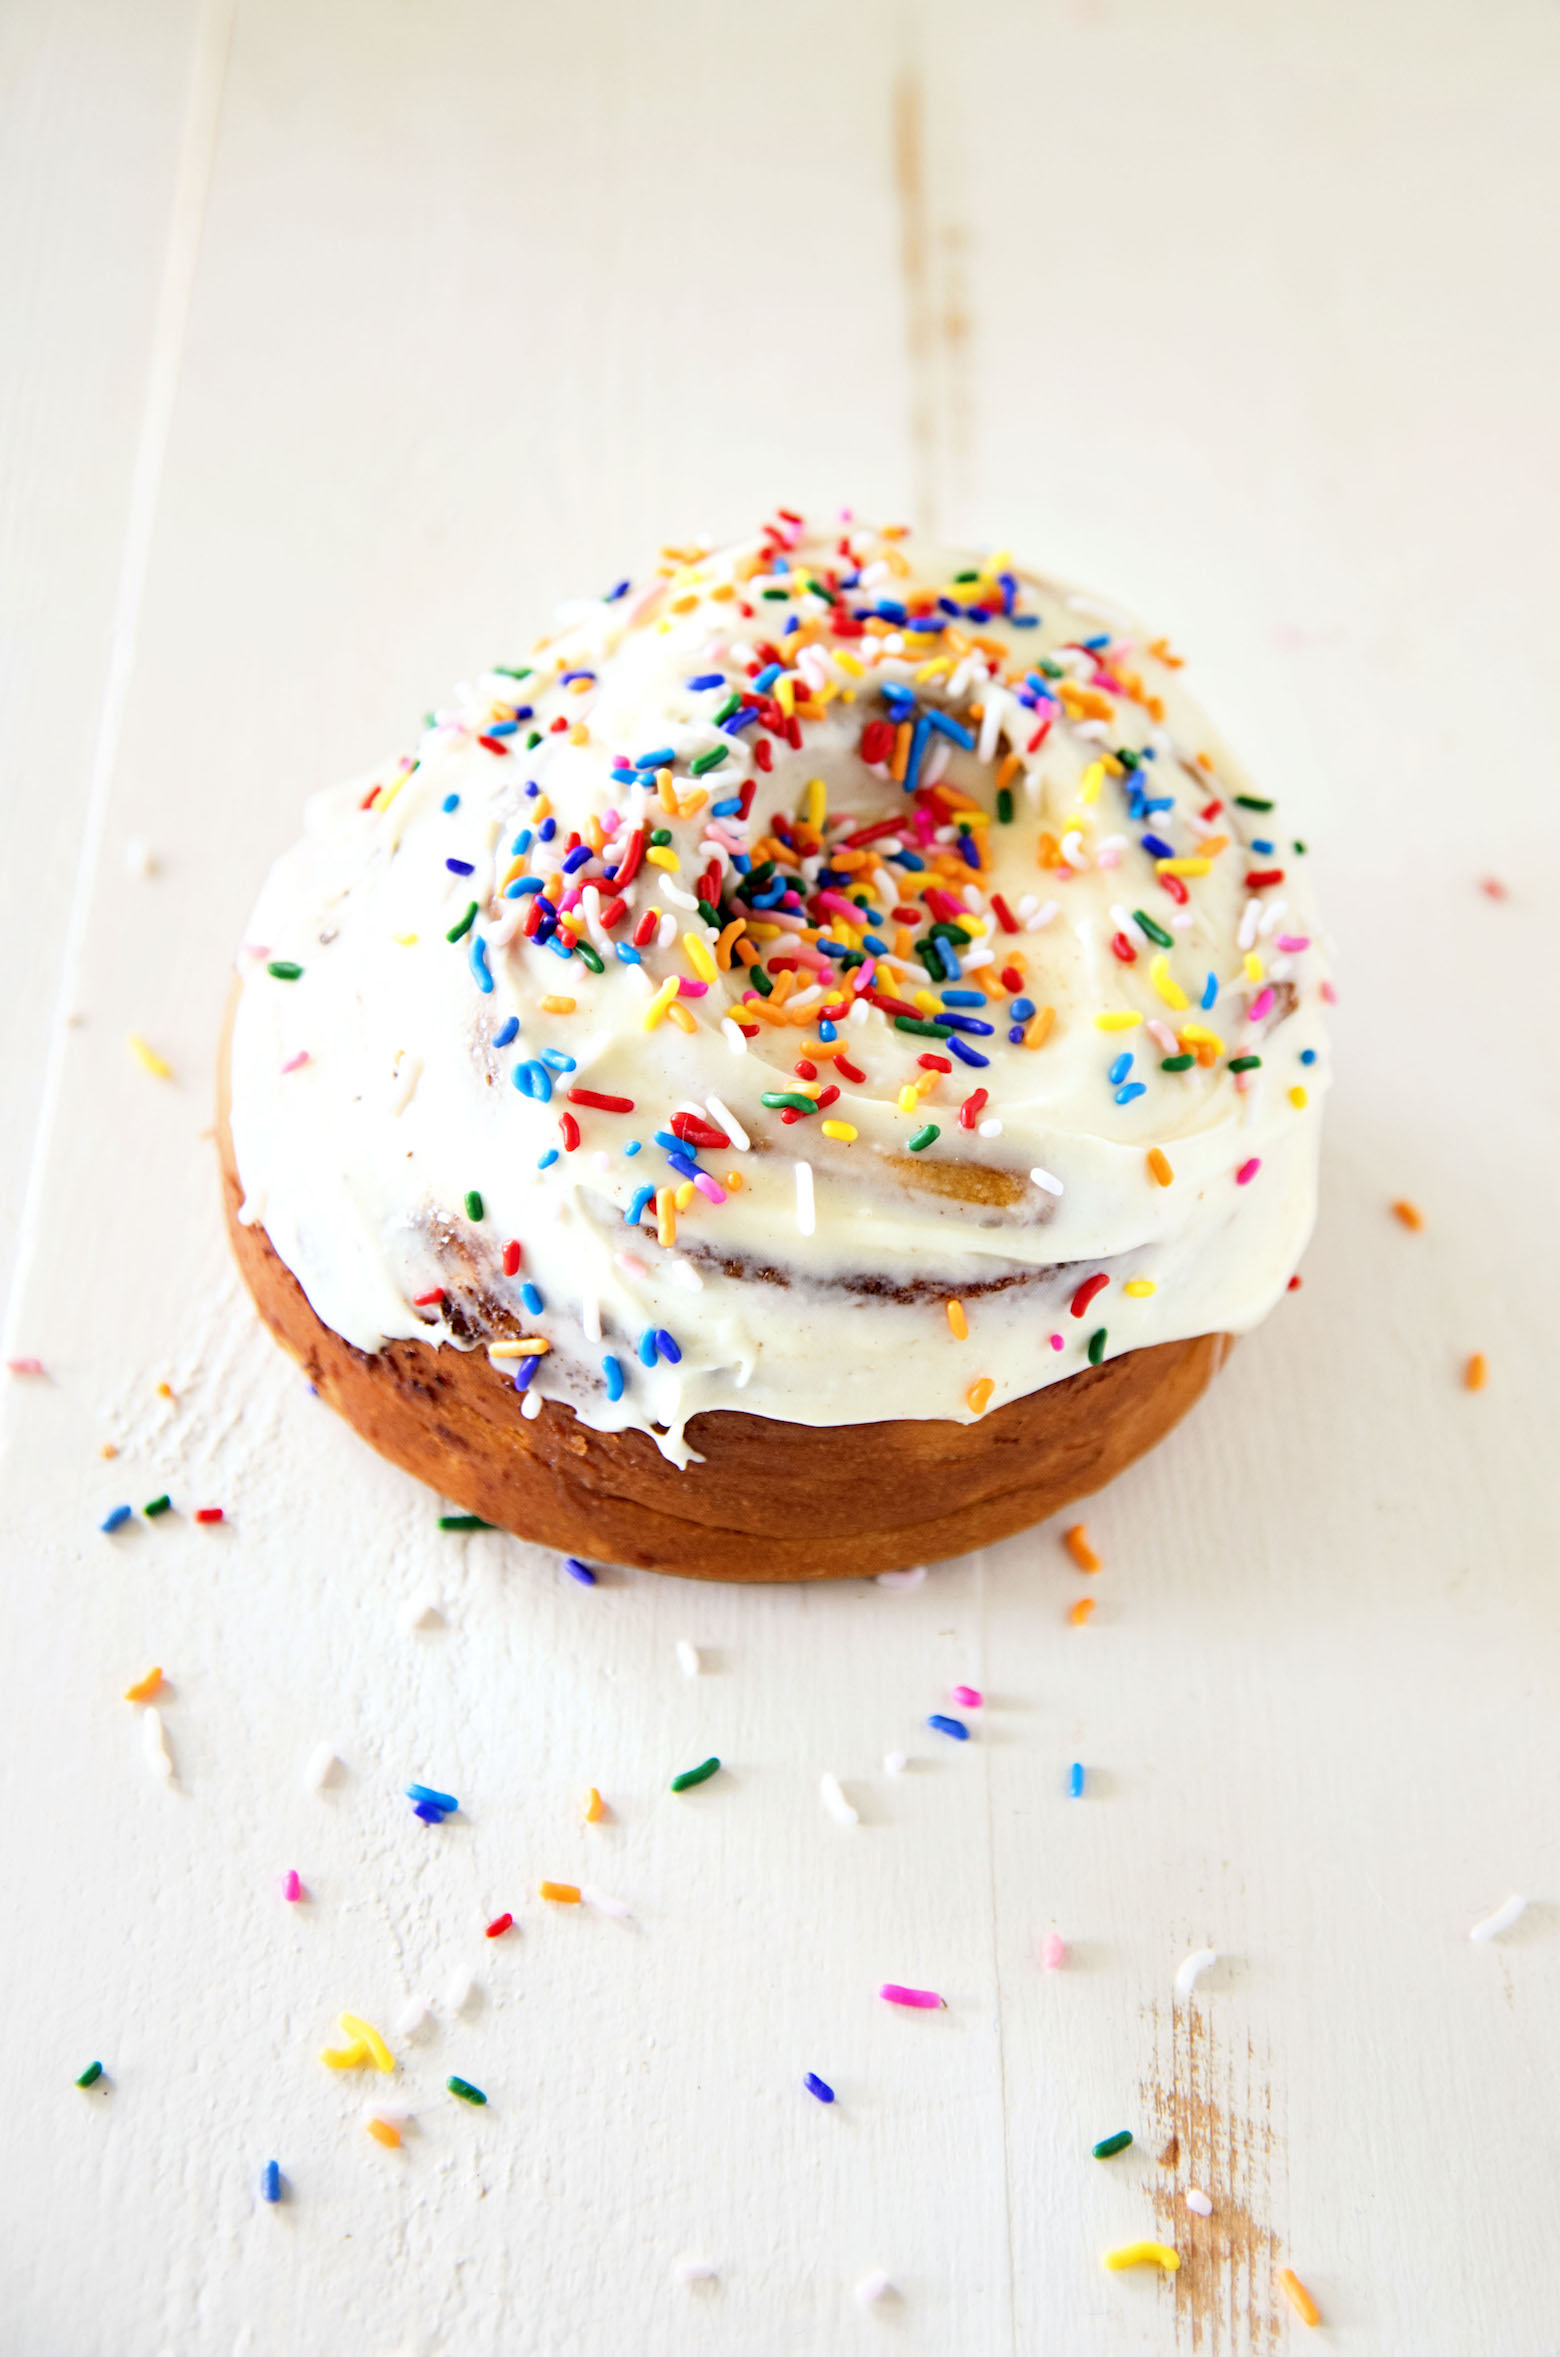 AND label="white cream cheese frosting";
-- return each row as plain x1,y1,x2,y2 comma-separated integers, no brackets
228,514,1329,1465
